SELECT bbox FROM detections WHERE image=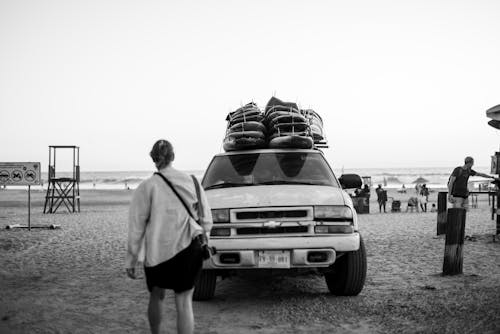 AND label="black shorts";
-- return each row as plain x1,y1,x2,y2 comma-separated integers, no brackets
144,238,203,293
